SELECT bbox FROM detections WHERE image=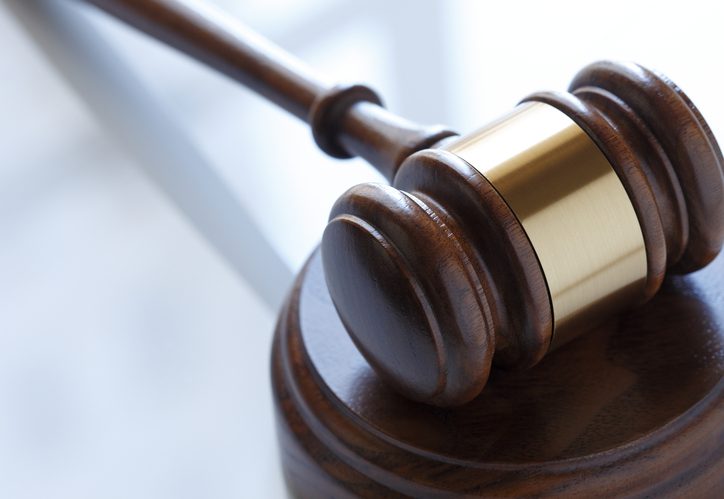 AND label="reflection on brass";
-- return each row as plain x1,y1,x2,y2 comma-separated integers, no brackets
446,102,647,346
